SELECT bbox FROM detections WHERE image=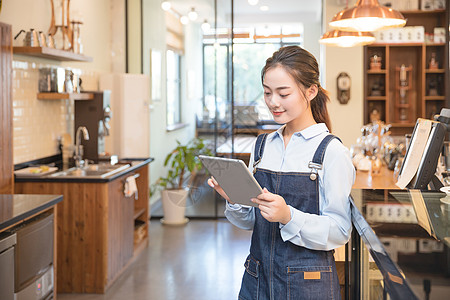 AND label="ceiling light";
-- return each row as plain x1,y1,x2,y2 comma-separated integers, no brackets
161,1,171,11
248,0,259,5
319,30,375,47
180,16,189,25
329,0,406,32
188,7,198,21
201,20,211,32
260,6,269,11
